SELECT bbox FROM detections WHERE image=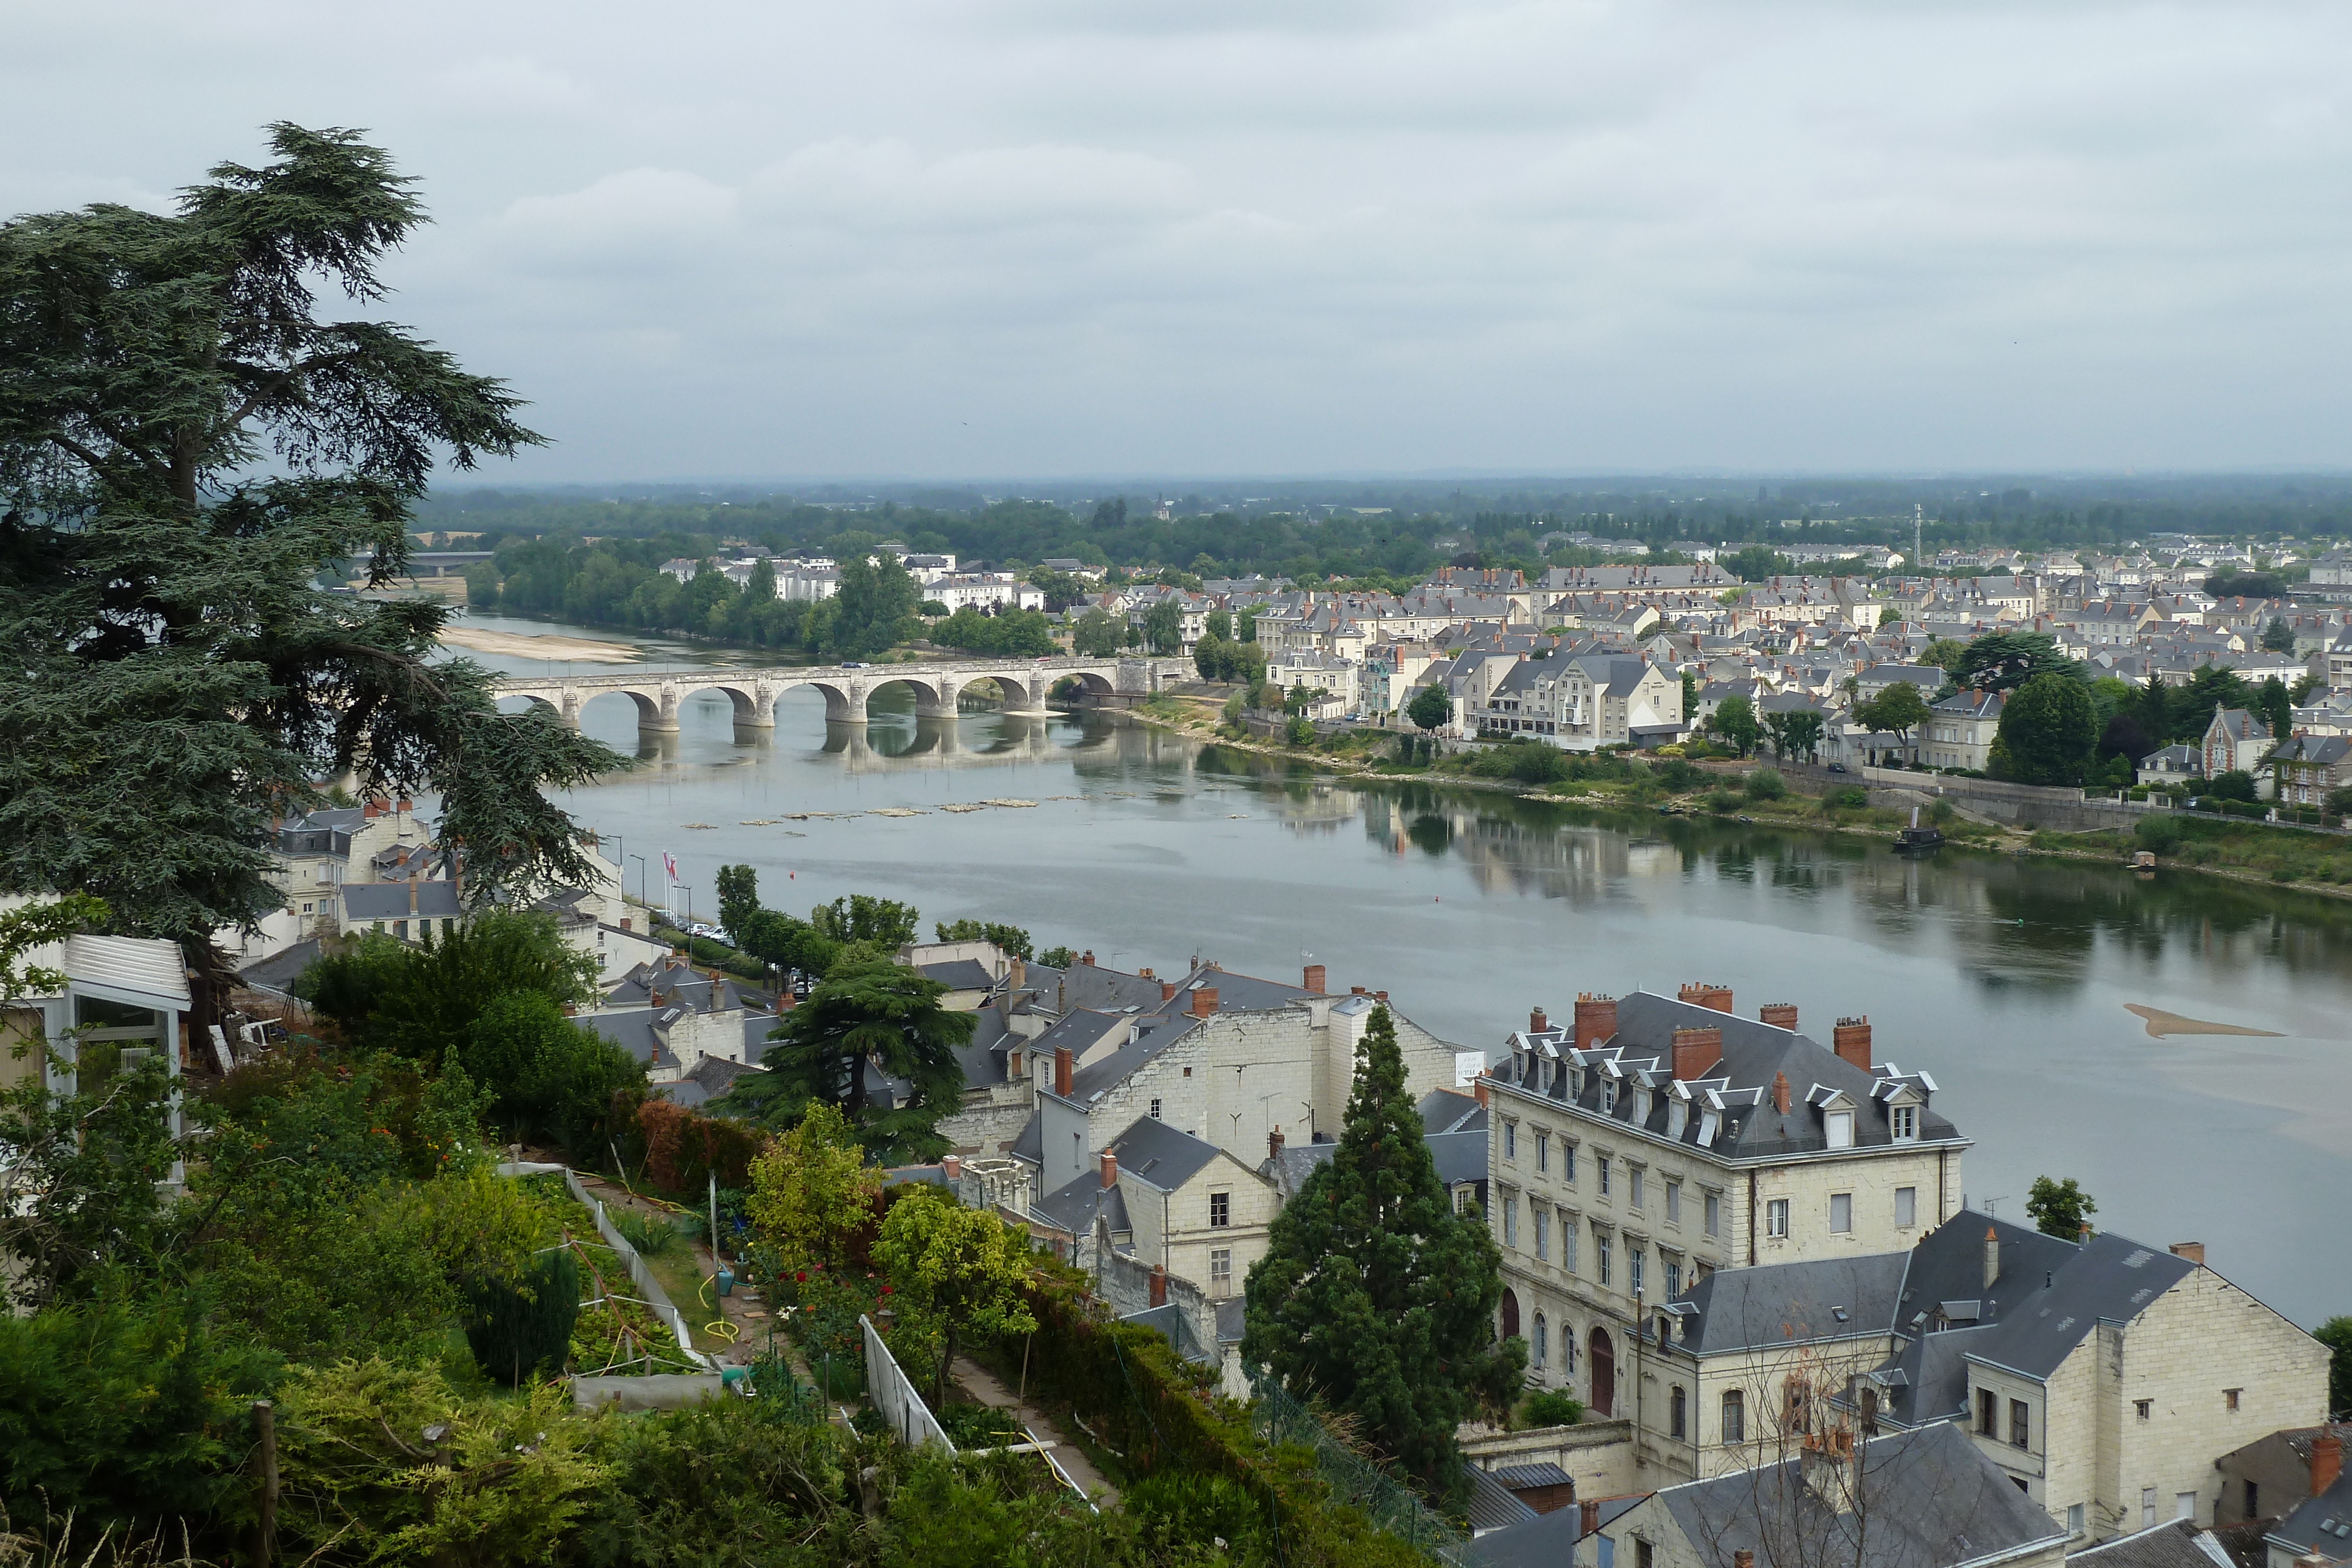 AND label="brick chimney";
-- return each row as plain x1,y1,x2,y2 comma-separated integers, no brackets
1759,1002,1799,1031
1304,964,1327,994
1054,1047,1073,1097
1833,1017,1873,1072
1161,980,1178,1003
1191,987,1220,1018
1474,1074,1491,1108
1984,1226,2001,1290
1010,956,1025,989
1150,1262,1168,1307
1529,1005,1550,1035
1735,1554,1753,1568
1140,967,1153,979
1772,1071,1790,1115
1582,1500,1602,1538
1374,990,1388,1003
1351,985,1367,995
1268,1126,1286,1160
1101,1150,1119,1189
1672,1026,1723,1081
1573,994,1618,1049
2169,1242,2206,1265
1081,949,1095,966
2315,1430,2343,1498
943,1154,962,1181
1678,981,1733,1013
